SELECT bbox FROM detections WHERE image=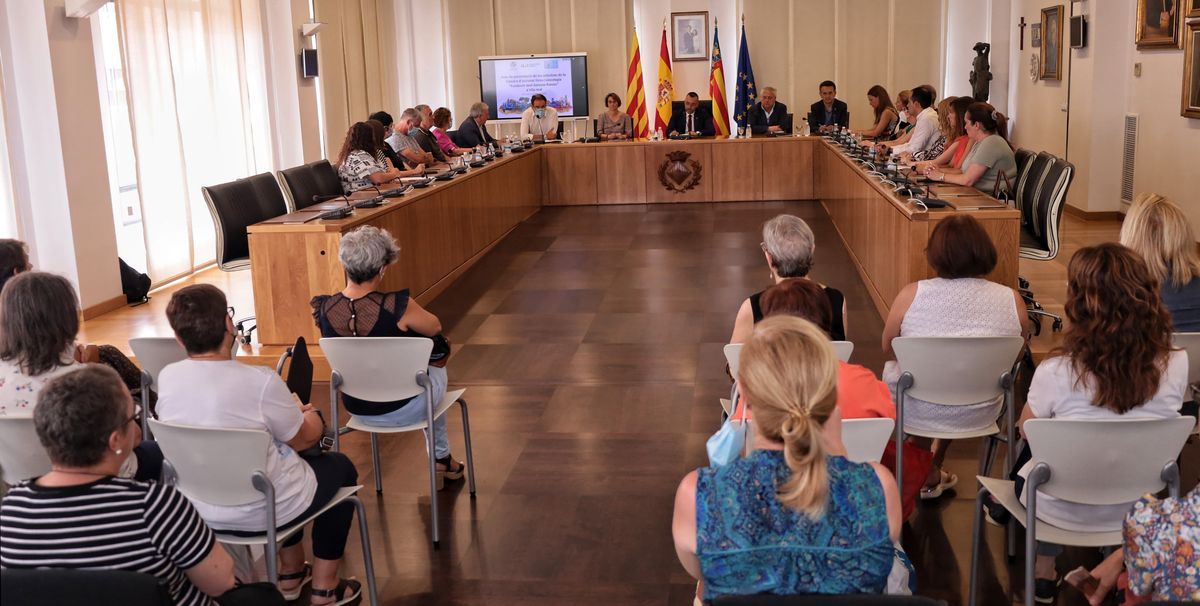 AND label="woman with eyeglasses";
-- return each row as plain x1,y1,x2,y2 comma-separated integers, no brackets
0,365,243,606
0,271,162,481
